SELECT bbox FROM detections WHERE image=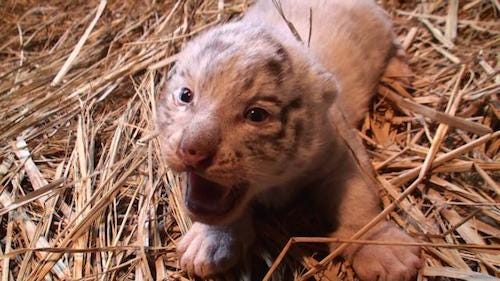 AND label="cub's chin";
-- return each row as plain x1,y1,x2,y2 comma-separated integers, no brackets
182,172,249,225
